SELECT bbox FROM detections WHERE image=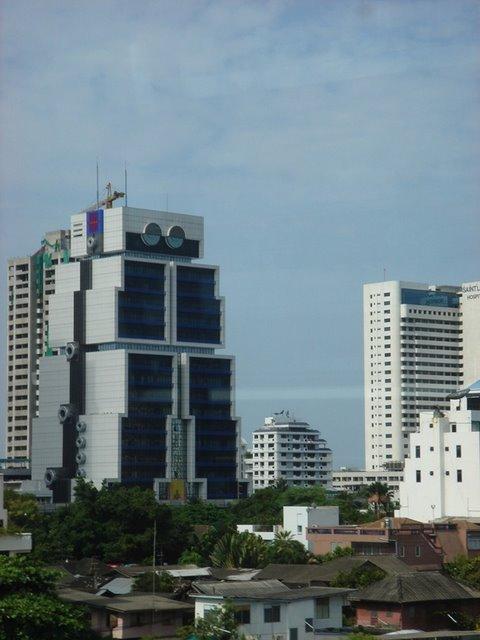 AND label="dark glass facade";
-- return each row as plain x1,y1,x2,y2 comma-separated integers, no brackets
121,353,173,485
176,266,221,344
189,357,238,499
118,261,165,340
401,288,459,308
